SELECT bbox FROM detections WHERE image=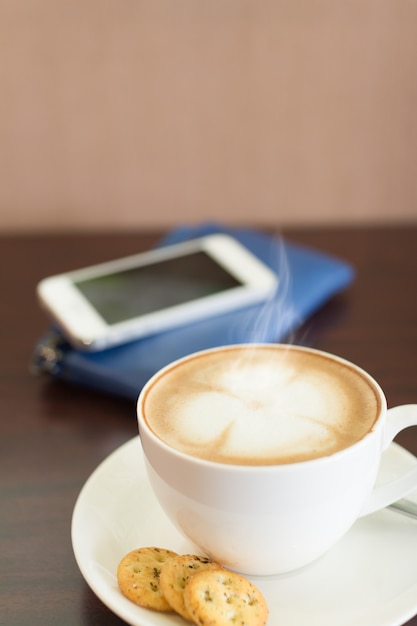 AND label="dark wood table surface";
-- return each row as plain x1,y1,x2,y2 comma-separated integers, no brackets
1,225,417,626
